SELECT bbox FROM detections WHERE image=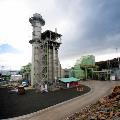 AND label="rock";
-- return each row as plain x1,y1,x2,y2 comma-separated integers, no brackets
115,112,120,117
112,116,120,120
99,98,106,104
74,112,80,118
90,116,96,120
100,116,106,120
110,111,113,118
